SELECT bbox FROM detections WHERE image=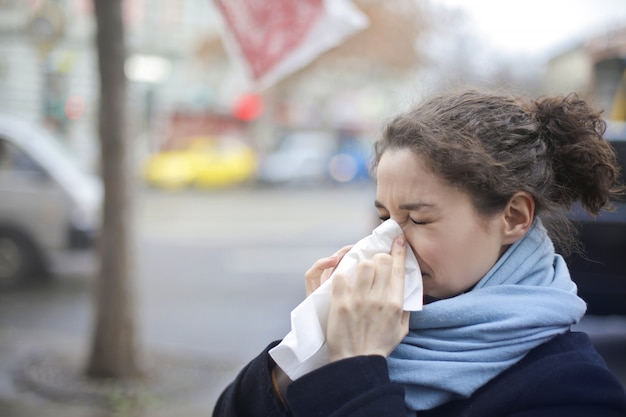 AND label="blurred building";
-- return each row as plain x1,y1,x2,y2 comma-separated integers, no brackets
0,0,98,170
4,0,625,177
0,0,240,172
0,0,430,174
543,25,626,121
